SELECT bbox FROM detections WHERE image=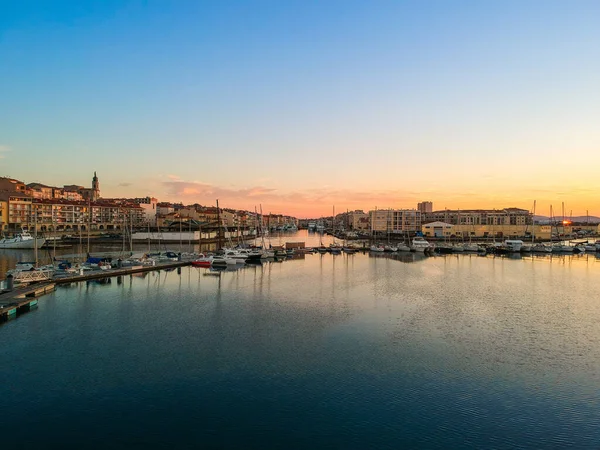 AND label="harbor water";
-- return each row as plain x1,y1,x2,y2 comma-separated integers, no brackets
2,232,600,448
